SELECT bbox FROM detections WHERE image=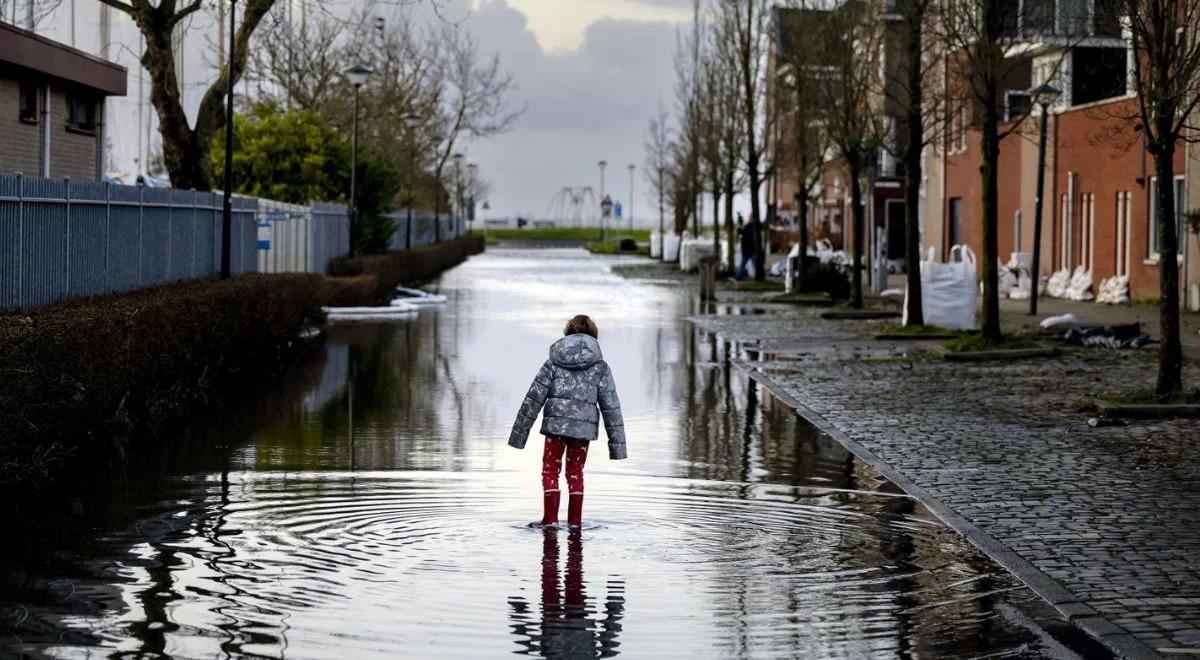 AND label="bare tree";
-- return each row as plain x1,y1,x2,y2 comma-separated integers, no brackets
1120,0,1200,394
248,6,345,114
775,3,834,291
672,4,704,237
889,0,946,325
644,103,675,239
715,0,773,280
94,0,284,190
808,0,885,308
937,0,1075,340
423,25,522,236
